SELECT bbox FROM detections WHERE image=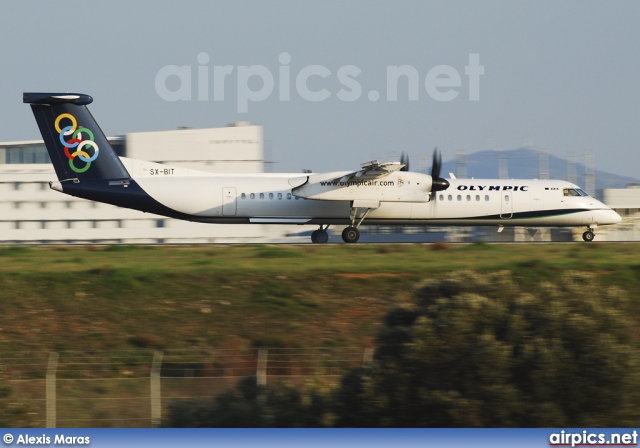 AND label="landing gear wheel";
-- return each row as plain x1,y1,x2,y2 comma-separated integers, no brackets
342,226,360,244
582,230,595,242
311,229,329,244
